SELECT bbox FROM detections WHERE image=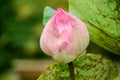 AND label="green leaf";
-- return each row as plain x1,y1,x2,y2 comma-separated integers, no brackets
114,60,120,80
68,0,120,55
43,6,55,25
37,53,118,80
